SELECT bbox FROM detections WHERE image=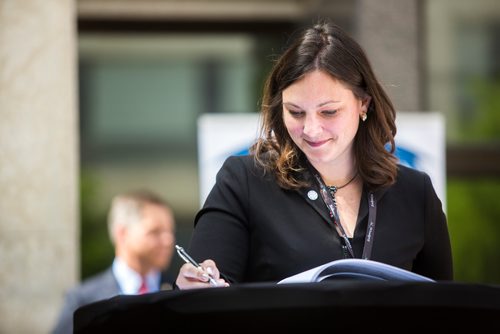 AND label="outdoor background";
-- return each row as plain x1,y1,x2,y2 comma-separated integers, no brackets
1,0,499,333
